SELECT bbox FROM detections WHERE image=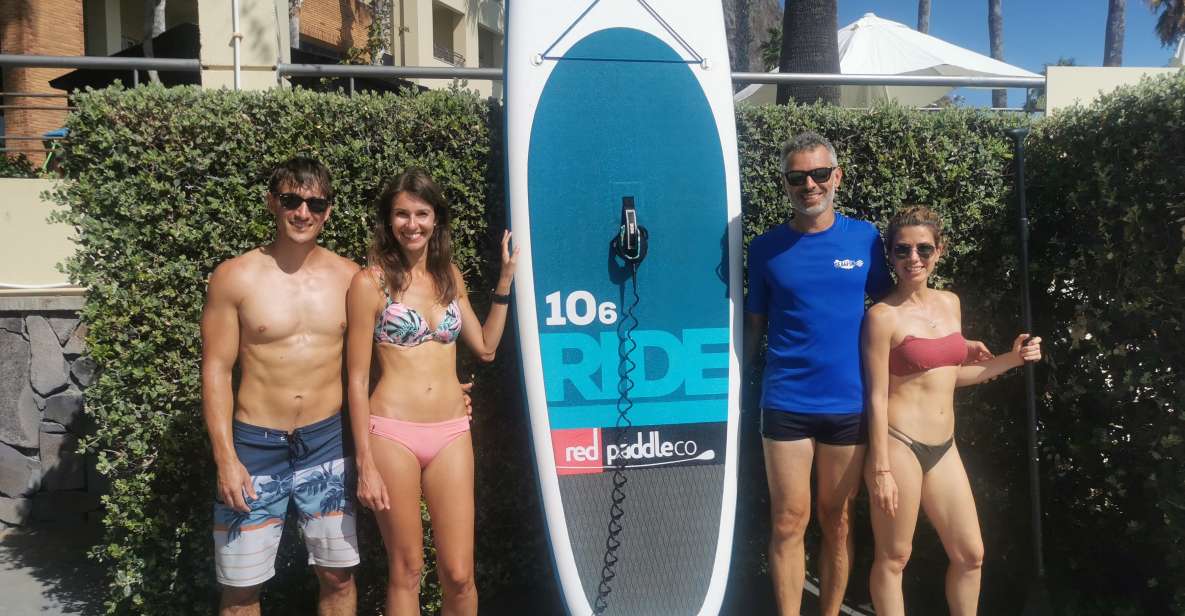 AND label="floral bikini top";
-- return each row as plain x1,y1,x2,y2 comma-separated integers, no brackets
372,268,462,347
